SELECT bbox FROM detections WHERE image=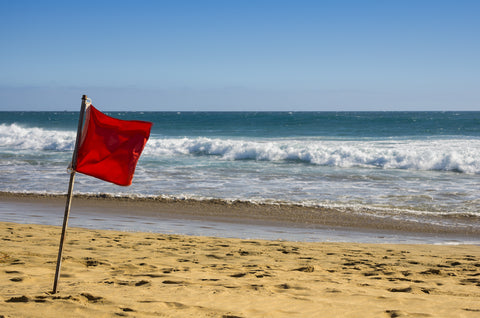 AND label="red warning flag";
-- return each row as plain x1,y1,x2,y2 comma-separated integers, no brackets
75,105,152,186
